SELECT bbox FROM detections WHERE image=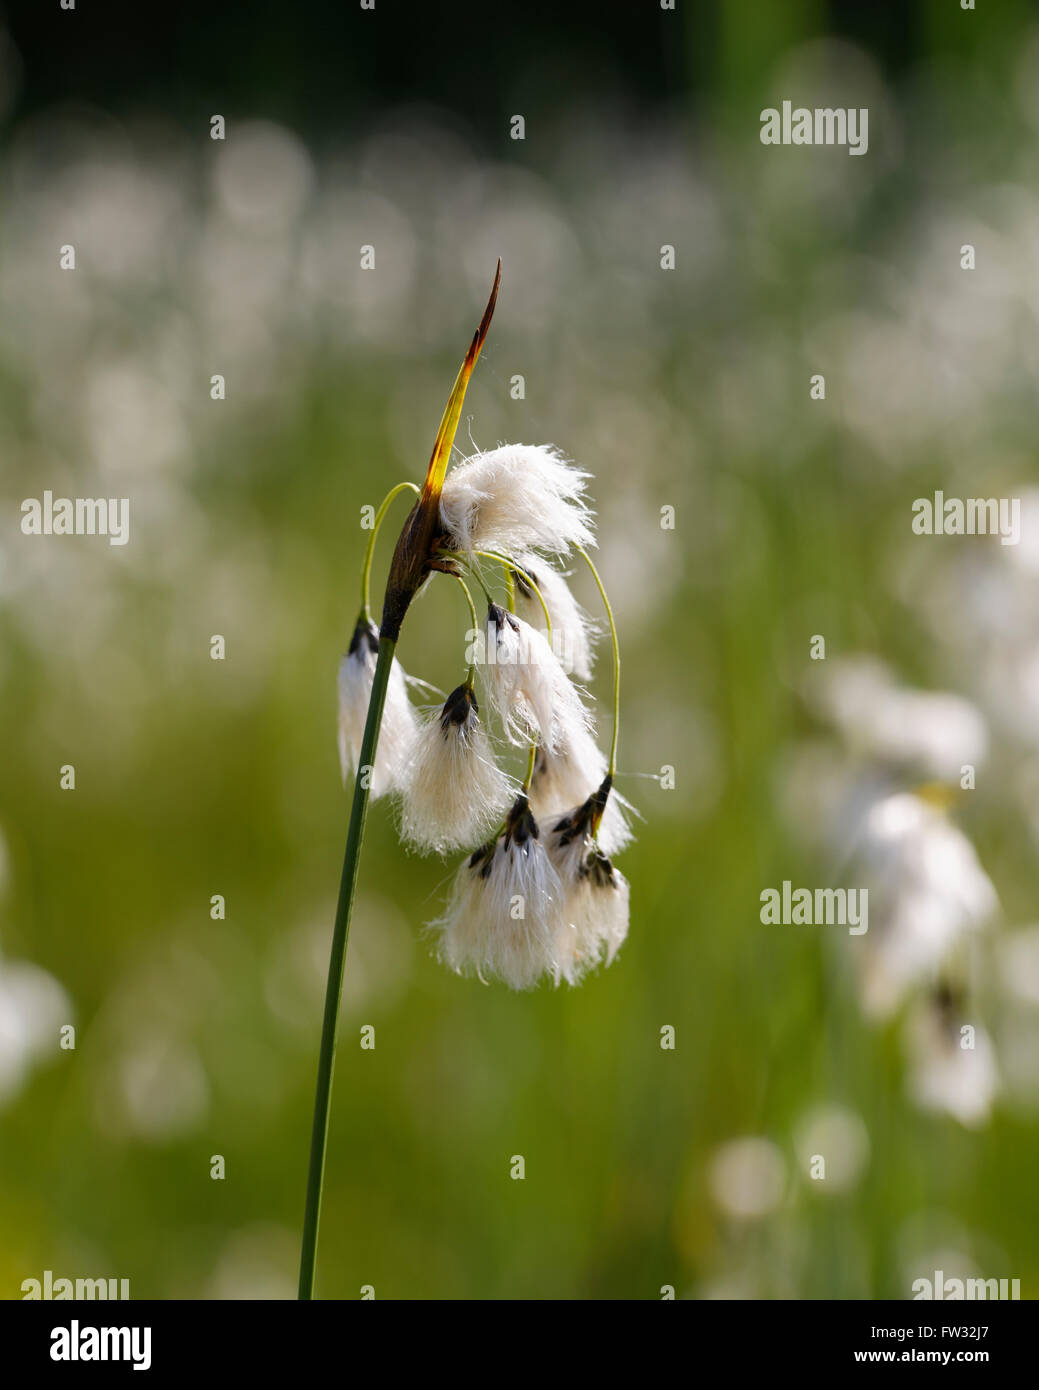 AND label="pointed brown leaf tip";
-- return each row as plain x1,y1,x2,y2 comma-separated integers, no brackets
380,261,502,643
471,258,502,361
